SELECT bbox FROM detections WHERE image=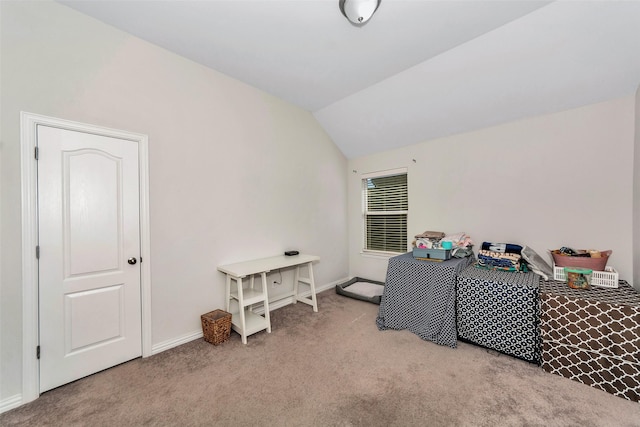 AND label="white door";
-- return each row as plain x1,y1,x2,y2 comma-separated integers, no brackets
37,125,142,392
